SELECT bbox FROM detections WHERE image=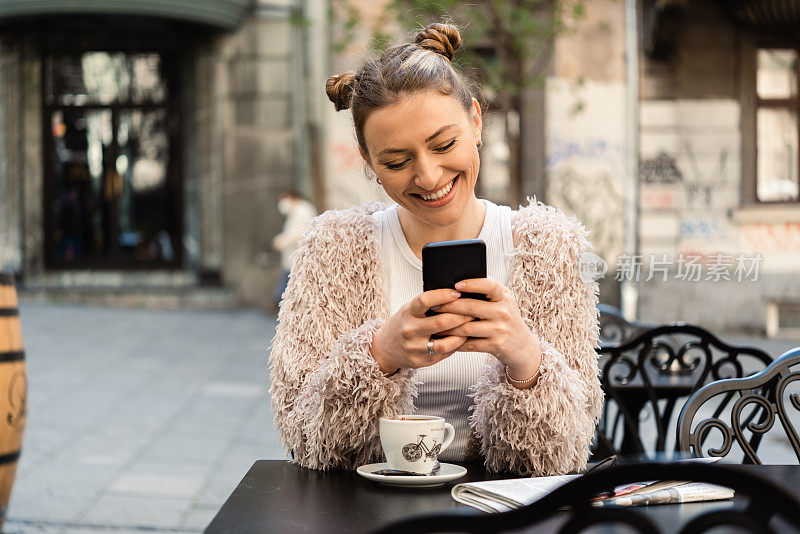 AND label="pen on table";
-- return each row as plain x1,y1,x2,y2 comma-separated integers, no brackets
584,455,618,499
585,455,617,474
